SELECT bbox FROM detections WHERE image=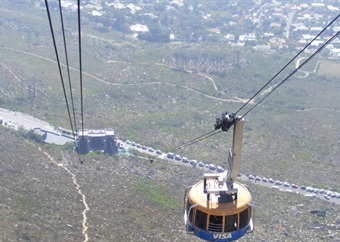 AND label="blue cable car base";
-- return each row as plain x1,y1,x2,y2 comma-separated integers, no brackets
187,220,253,241
183,115,254,241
